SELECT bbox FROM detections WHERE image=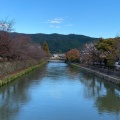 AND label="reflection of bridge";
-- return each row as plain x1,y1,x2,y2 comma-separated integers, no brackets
48,58,66,63
48,59,65,63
